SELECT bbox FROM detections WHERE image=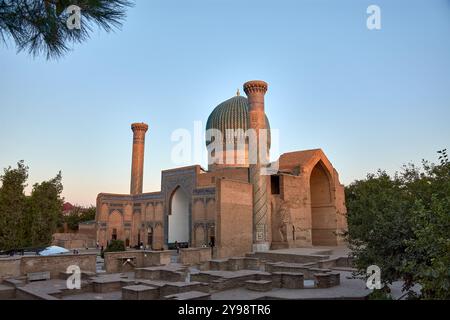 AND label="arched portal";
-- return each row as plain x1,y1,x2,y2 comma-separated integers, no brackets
108,210,123,242
168,187,190,245
310,161,337,246
147,227,153,249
